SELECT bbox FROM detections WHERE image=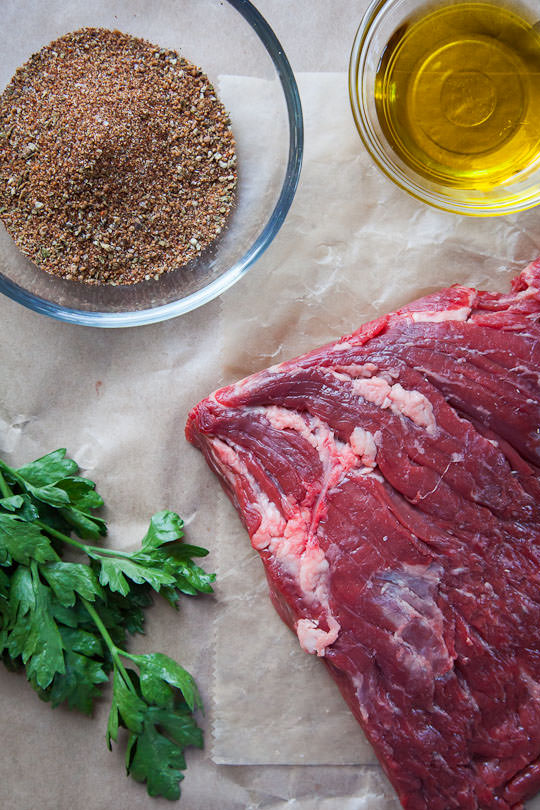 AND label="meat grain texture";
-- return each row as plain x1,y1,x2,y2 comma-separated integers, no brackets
186,260,540,810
